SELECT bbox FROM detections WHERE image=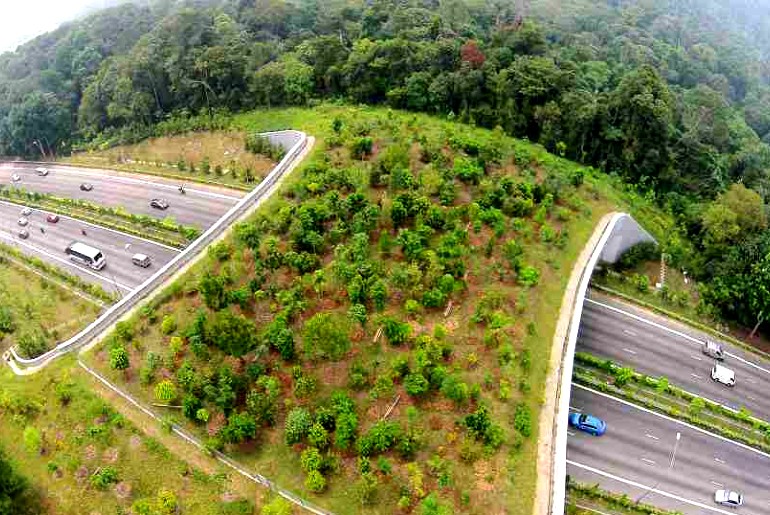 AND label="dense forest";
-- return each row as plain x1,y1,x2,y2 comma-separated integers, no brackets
4,0,770,328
